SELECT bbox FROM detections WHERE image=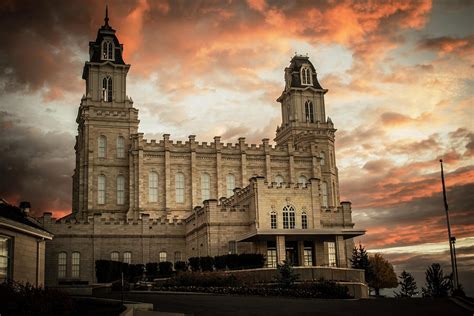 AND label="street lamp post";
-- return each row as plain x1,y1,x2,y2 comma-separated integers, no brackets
439,159,459,291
